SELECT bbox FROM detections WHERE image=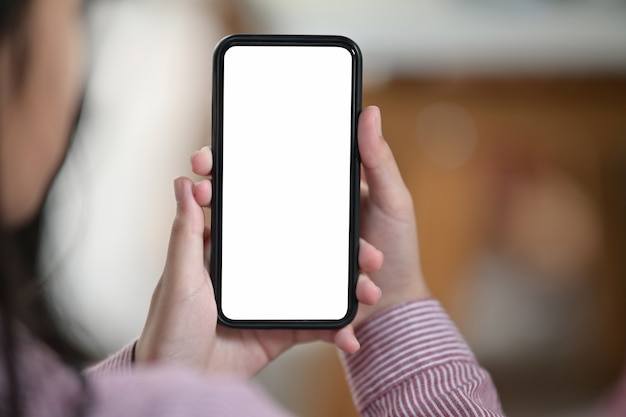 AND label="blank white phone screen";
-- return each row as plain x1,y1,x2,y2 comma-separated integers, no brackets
221,45,353,321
